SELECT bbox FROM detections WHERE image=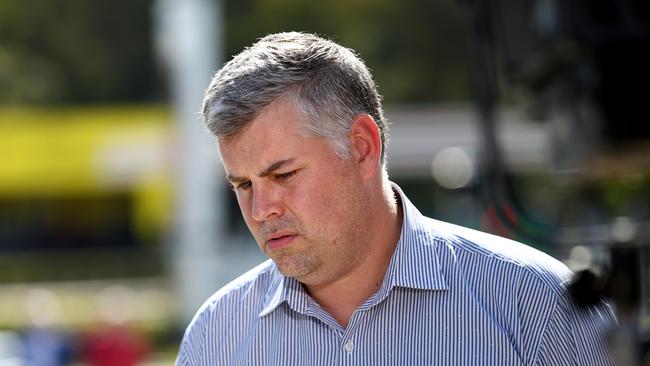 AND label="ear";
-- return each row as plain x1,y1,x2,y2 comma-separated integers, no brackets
348,114,382,180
